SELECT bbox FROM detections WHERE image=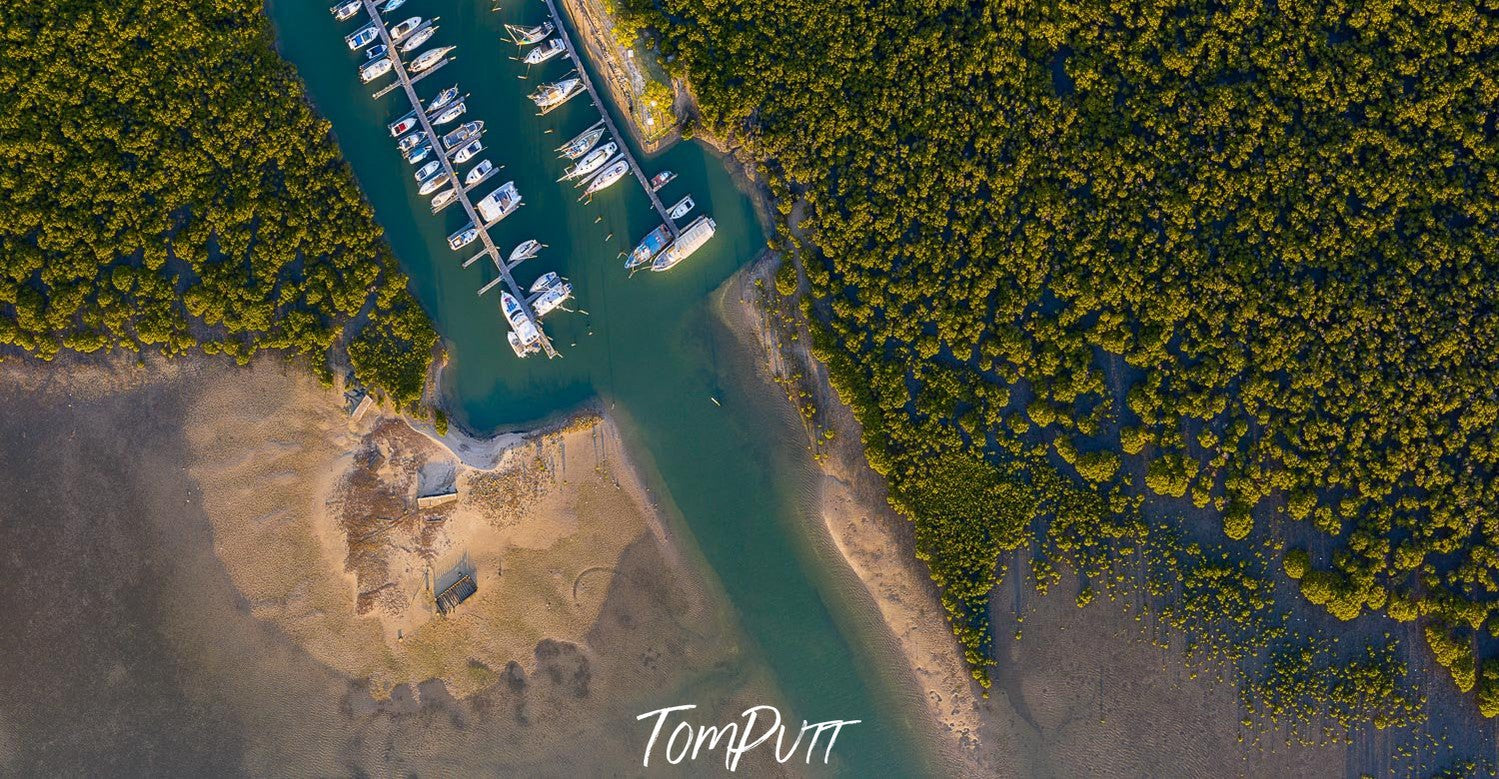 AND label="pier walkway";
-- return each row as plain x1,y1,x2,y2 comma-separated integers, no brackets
535,0,679,238
361,0,558,358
